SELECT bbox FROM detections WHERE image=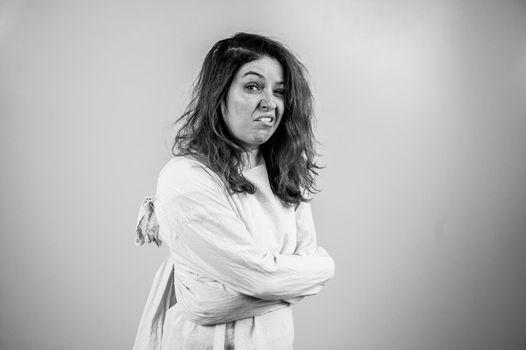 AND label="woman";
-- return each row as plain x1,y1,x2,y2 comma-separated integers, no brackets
133,32,335,350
